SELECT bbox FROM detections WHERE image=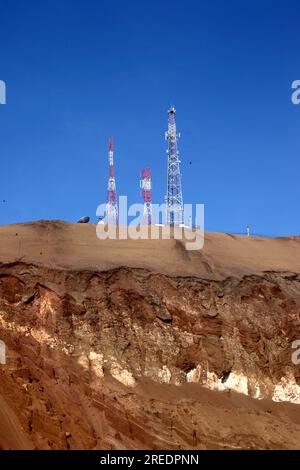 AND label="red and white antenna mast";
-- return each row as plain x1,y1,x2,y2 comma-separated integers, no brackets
106,137,118,225
140,168,152,225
